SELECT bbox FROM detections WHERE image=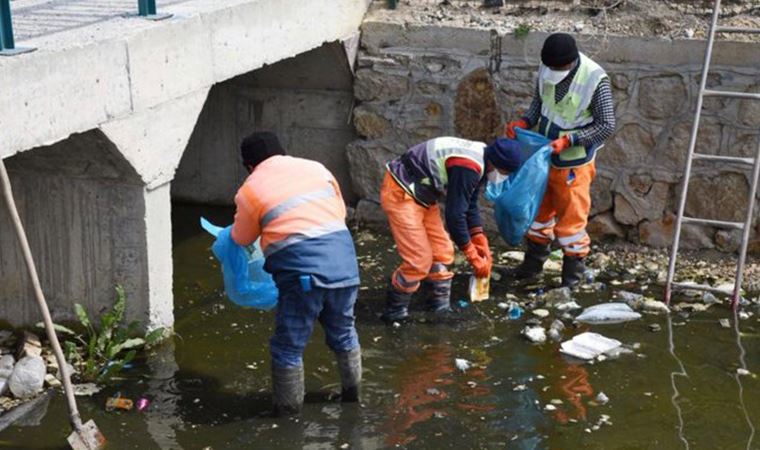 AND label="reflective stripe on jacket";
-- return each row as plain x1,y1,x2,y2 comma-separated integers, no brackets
386,137,486,207
233,155,348,257
231,155,359,289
